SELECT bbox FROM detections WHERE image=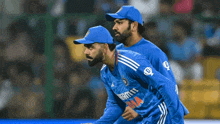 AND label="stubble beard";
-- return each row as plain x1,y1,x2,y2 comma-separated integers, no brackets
114,25,132,44
87,50,103,67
